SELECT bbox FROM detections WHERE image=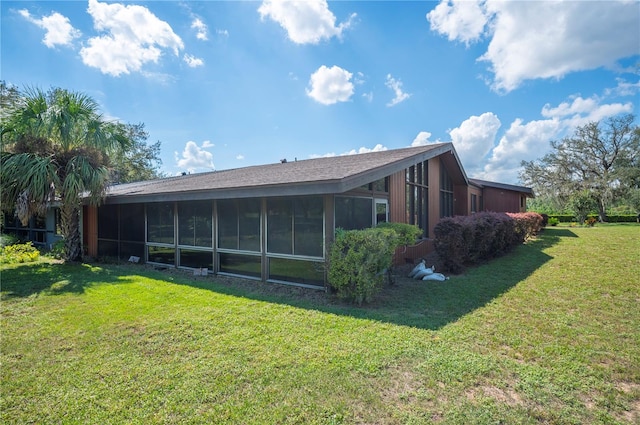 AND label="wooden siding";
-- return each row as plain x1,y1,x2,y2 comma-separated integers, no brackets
394,239,434,266
454,184,467,216
388,170,406,223
83,205,98,257
482,187,523,213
